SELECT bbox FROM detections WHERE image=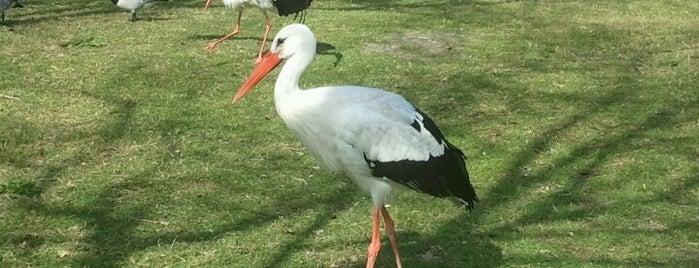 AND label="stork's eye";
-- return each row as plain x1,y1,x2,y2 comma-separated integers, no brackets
277,37,287,46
